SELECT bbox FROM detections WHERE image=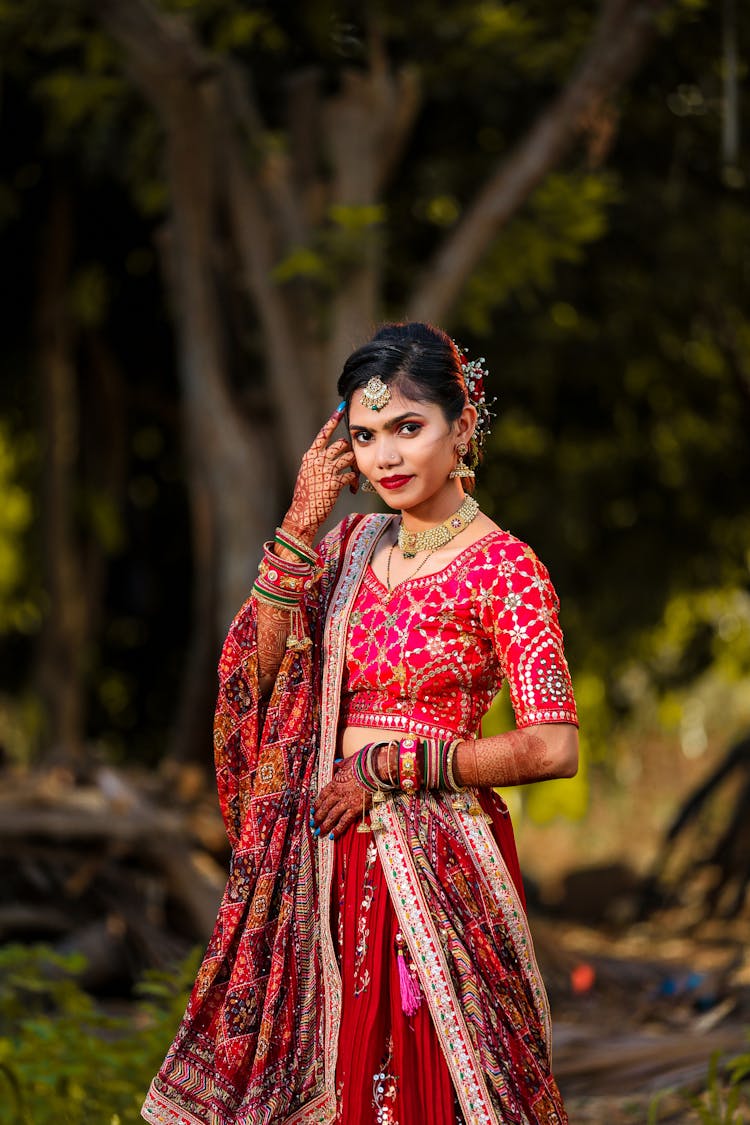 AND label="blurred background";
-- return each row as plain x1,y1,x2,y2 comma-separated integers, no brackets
0,0,749,1121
